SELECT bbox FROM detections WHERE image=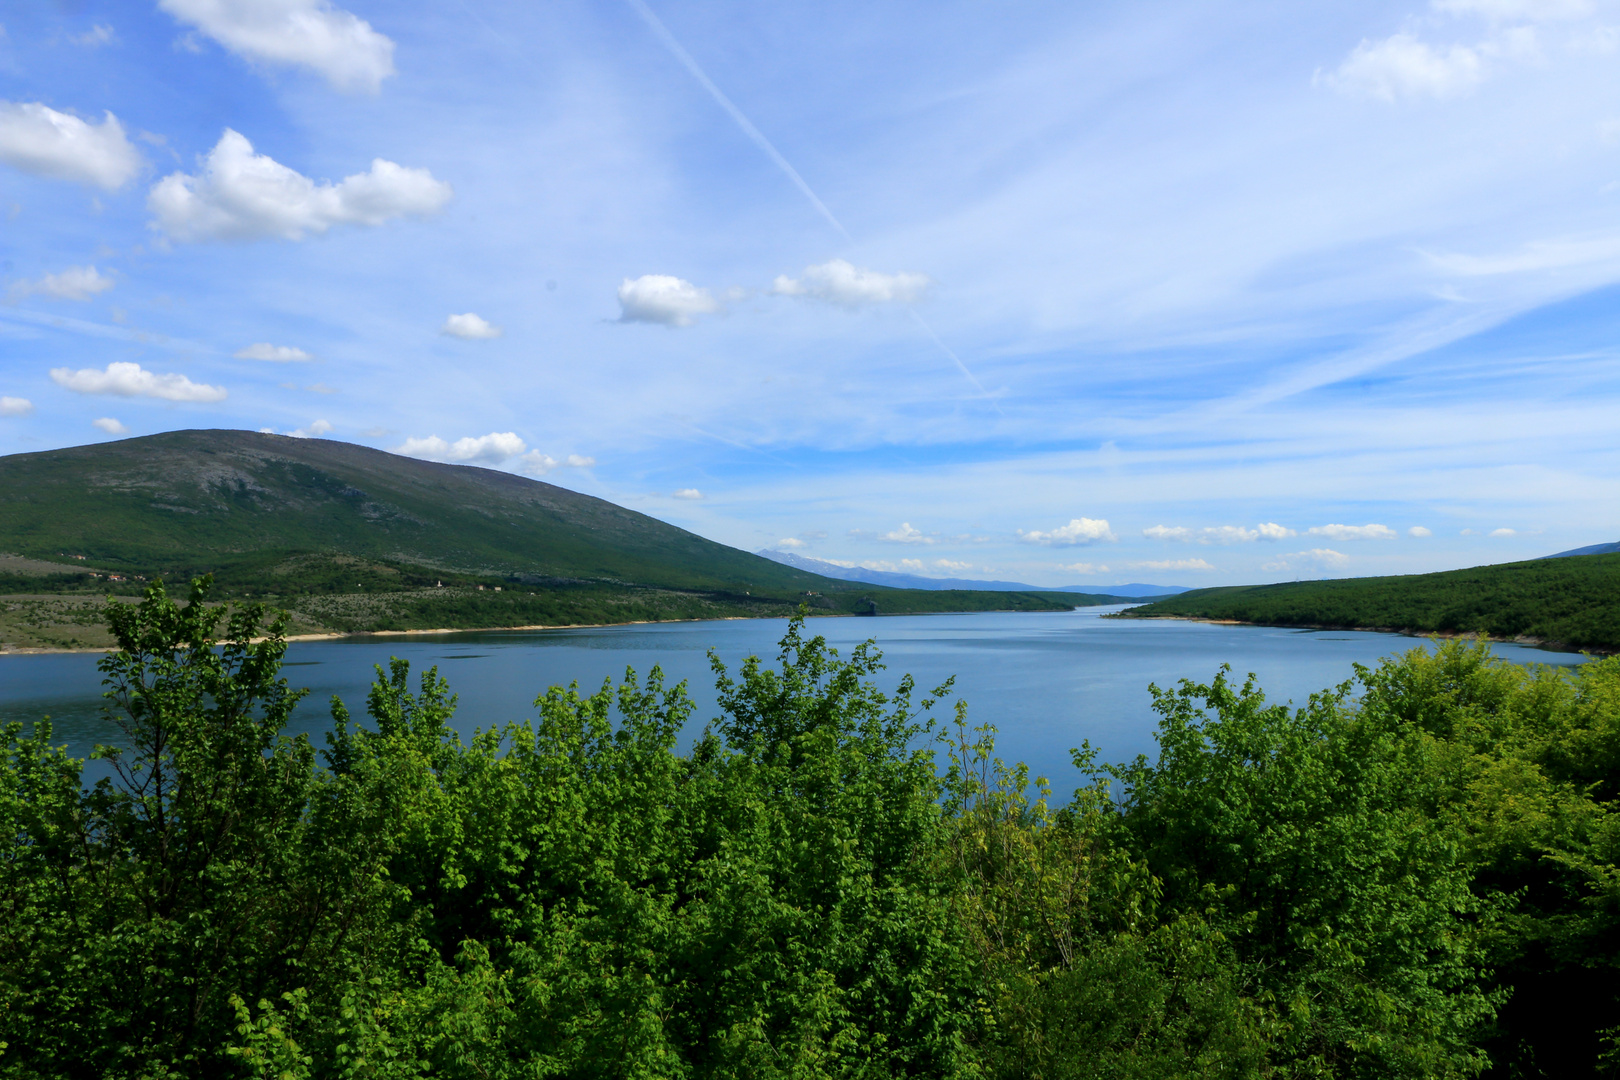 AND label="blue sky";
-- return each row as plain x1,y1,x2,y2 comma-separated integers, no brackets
3,0,1619,587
